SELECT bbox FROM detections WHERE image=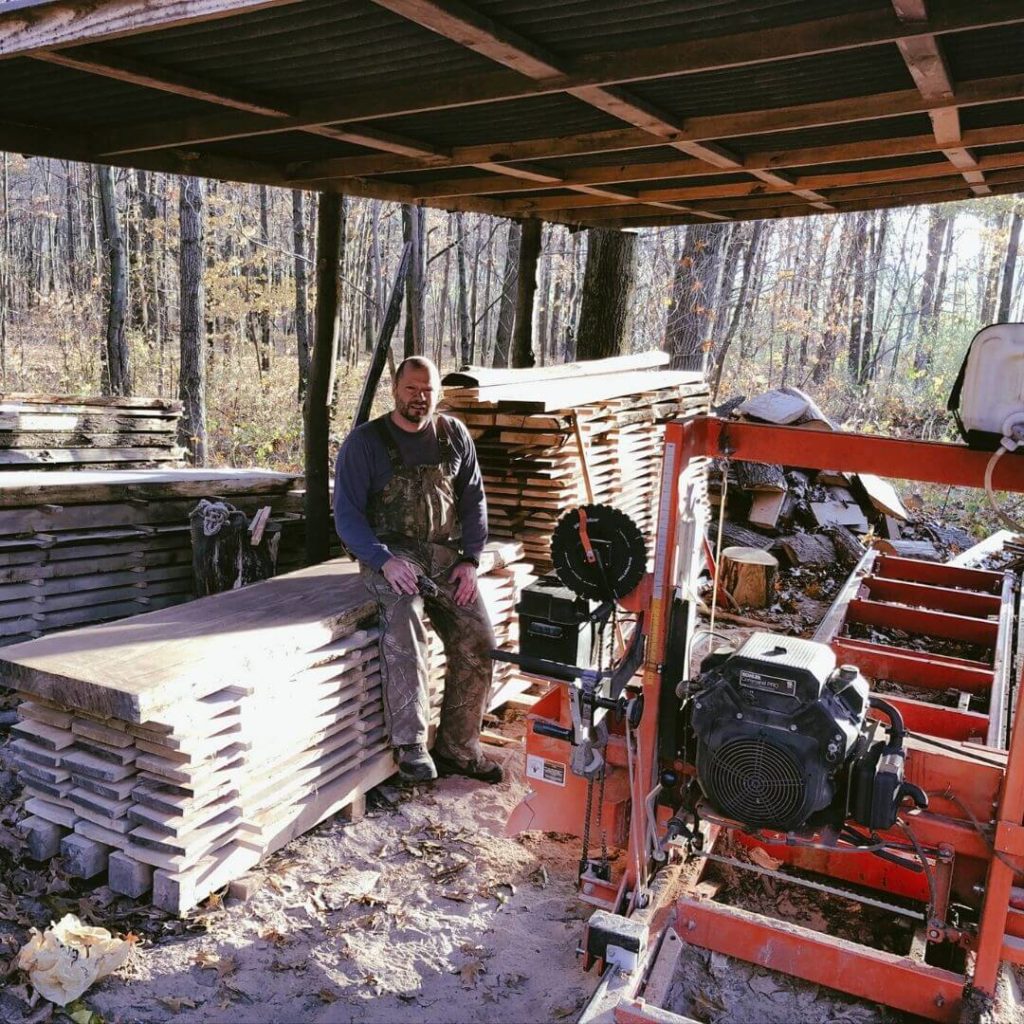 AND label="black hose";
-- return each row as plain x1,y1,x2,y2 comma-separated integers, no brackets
868,695,906,752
